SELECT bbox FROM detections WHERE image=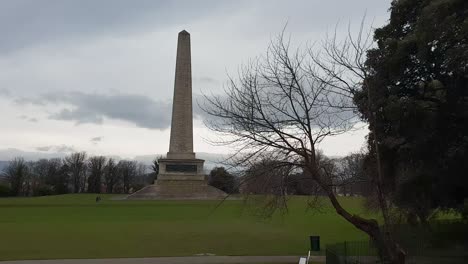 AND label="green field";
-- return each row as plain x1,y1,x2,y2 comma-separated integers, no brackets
0,194,375,260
